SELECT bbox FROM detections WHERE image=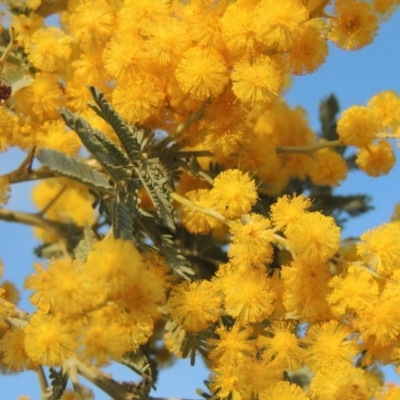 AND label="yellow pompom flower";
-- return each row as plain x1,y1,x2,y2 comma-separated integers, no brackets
24,313,76,366
356,139,395,177
285,212,340,263
254,0,309,50
258,322,305,371
0,176,11,209
303,320,359,370
368,90,400,132
11,13,44,50
329,0,378,50
357,222,400,277
112,73,165,123
181,189,219,234
0,328,39,371
175,47,228,100
29,27,71,72
337,105,379,146
0,106,17,151
210,169,257,219
287,25,328,75
308,148,348,186
168,280,221,332
231,56,283,104
260,381,309,400
270,194,312,230
228,214,274,268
